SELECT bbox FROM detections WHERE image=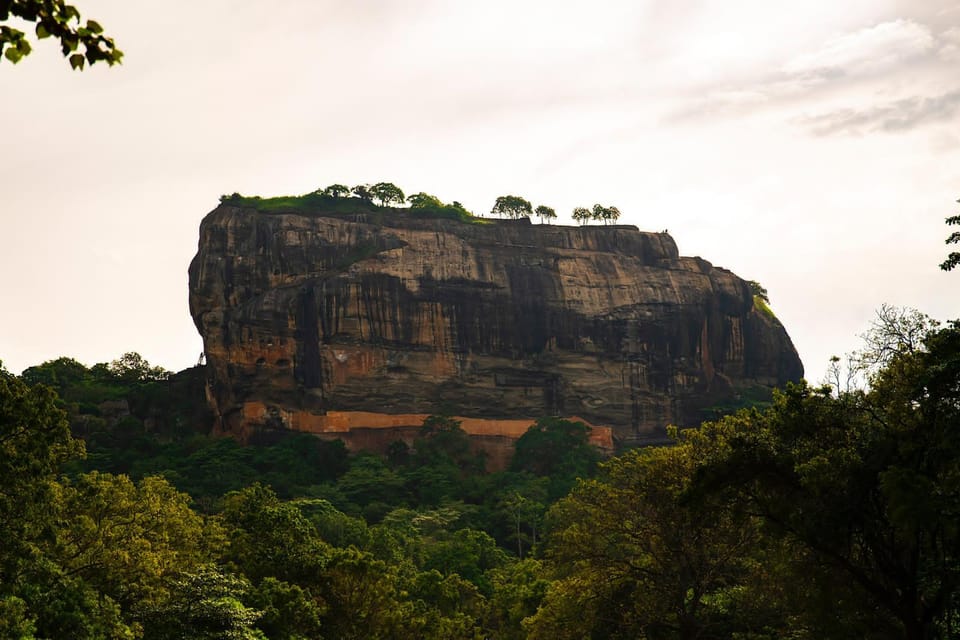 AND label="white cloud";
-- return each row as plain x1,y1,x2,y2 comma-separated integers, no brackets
798,90,960,135
783,19,935,78
668,17,958,128
940,26,960,61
